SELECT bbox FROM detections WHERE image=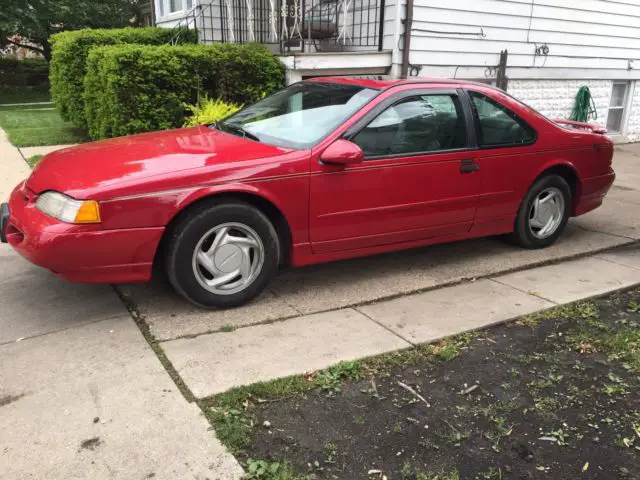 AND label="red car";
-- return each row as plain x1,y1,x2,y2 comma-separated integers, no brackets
1,78,615,308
